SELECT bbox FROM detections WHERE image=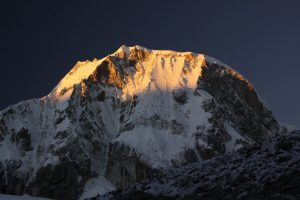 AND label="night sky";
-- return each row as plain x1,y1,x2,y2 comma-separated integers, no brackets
1,1,299,127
